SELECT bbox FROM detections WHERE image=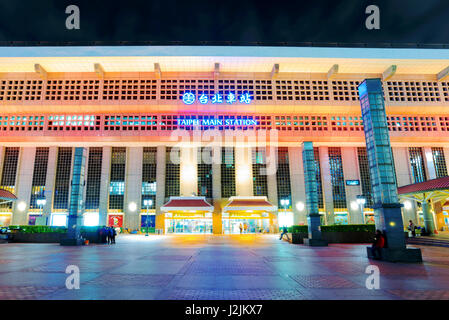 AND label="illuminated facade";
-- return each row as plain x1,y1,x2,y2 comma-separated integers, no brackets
1,46,449,233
